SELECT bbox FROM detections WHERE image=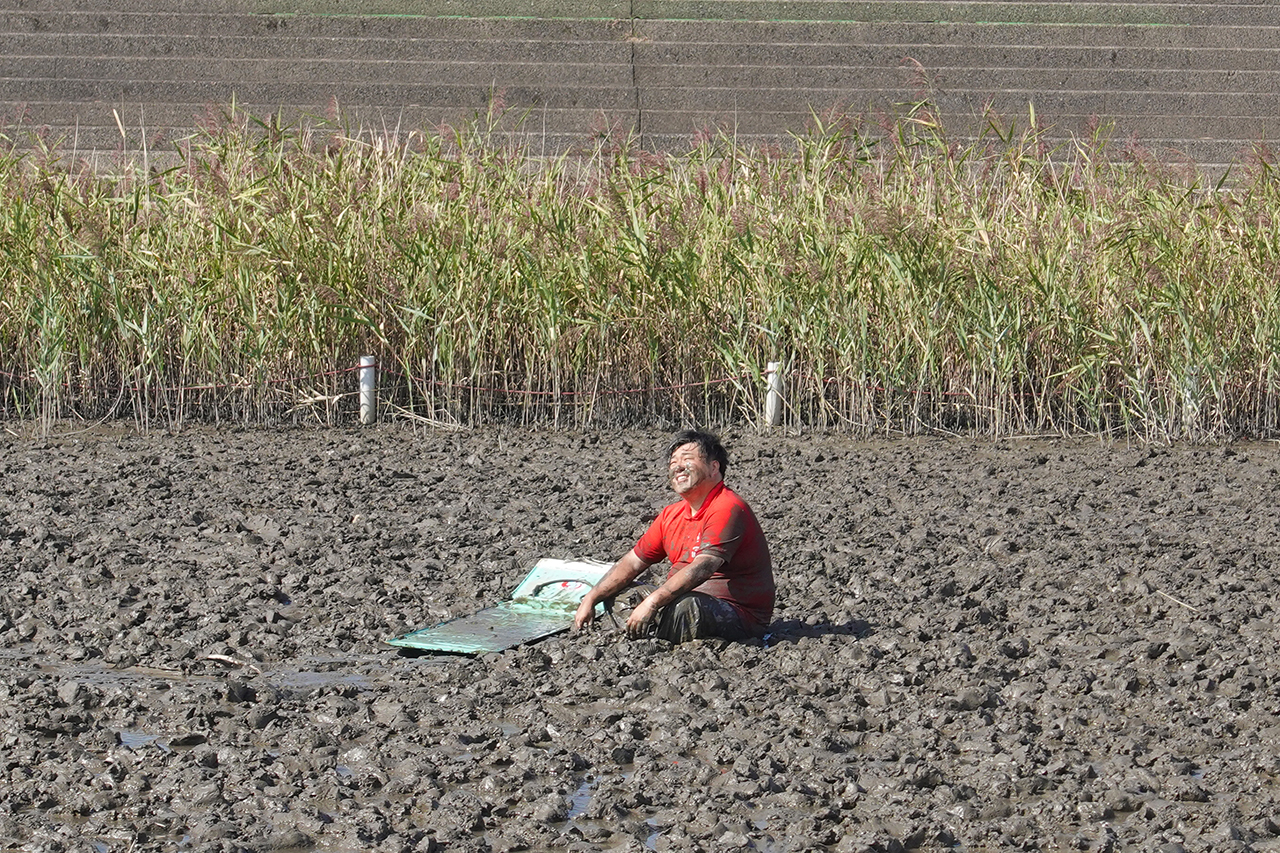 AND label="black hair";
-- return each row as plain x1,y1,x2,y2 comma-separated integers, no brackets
667,429,729,474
